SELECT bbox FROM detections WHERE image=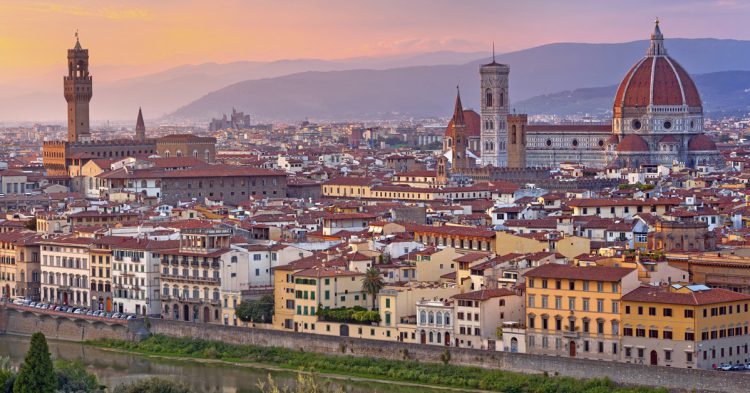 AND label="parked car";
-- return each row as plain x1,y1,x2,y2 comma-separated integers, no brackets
12,299,25,305
719,363,733,371
732,364,745,371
